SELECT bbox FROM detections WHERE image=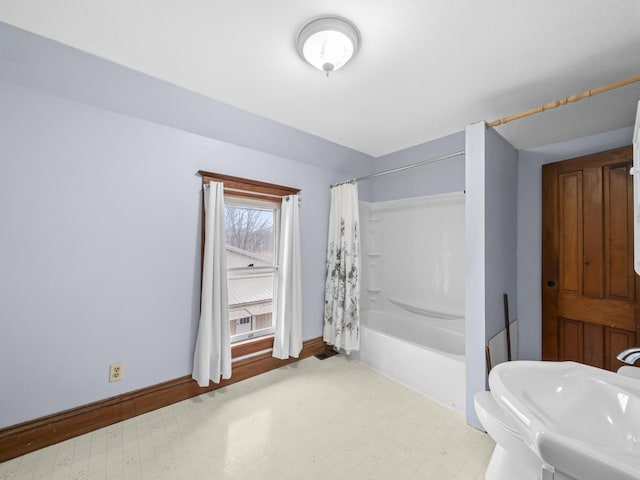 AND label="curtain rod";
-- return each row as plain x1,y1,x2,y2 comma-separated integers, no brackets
224,187,283,198
331,150,465,188
214,186,291,199
218,186,302,203
487,73,640,128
